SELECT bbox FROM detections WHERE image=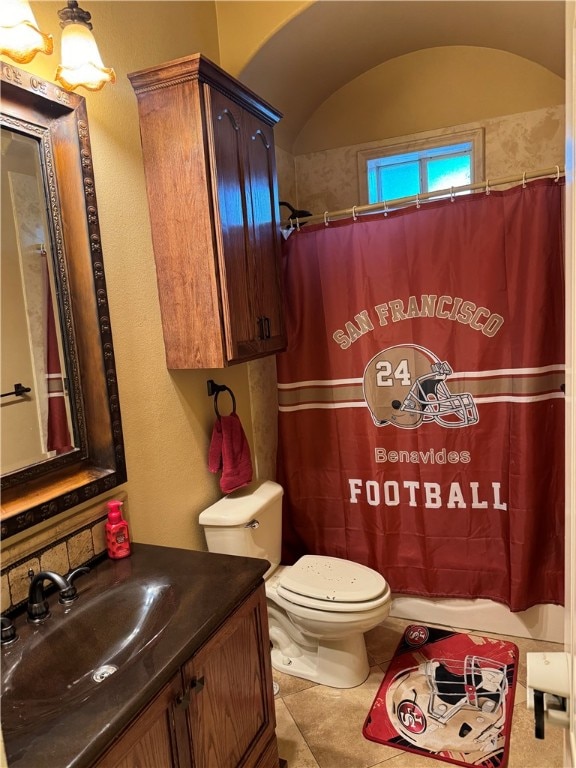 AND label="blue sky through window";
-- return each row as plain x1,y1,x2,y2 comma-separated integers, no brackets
367,142,473,203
